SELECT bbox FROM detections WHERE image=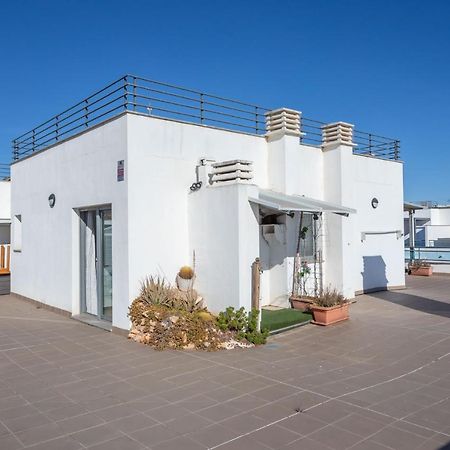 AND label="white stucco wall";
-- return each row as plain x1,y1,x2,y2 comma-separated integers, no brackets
188,183,259,313
11,116,129,329
126,114,266,305
353,155,405,292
